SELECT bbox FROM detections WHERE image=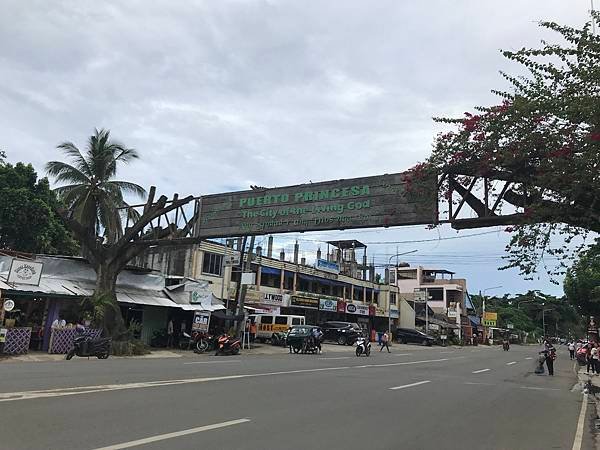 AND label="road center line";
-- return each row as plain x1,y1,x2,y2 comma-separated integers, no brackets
525,357,533,360
318,357,351,360
506,361,517,365
440,351,454,354
183,360,241,365
519,386,560,391
0,357,456,403
389,380,431,390
472,369,491,374
92,418,250,450
392,353,413,356
572,394,588,450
